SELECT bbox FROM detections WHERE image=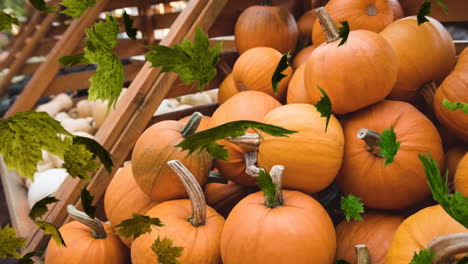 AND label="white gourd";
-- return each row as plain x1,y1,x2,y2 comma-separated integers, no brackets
72,131,95,139
175,104,192,110
27,168,68,208
180,92,213,106
154,99,178,116
54,112,70,122
60,117,94,134
76,100,95,118
92,88,128,129
205,89,219,102
36,93,73,117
